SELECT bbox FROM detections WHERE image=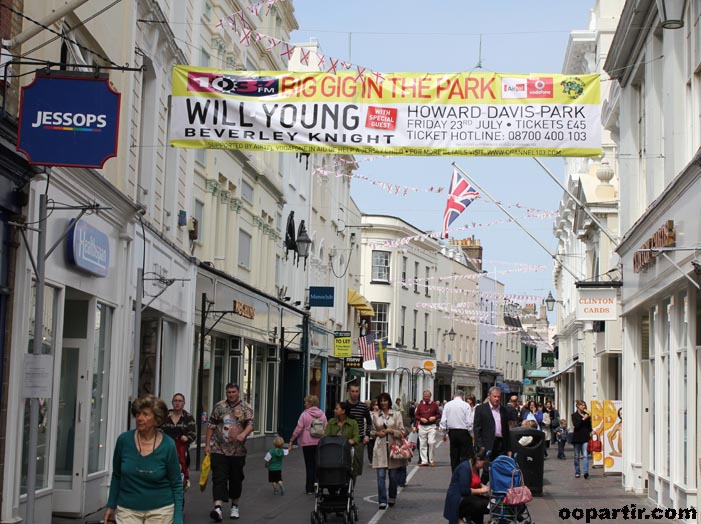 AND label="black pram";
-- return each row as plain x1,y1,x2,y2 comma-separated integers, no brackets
310,436,359,524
